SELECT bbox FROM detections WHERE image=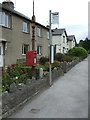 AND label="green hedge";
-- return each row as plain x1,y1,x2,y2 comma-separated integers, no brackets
55,53,72,62
68,47,88,59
